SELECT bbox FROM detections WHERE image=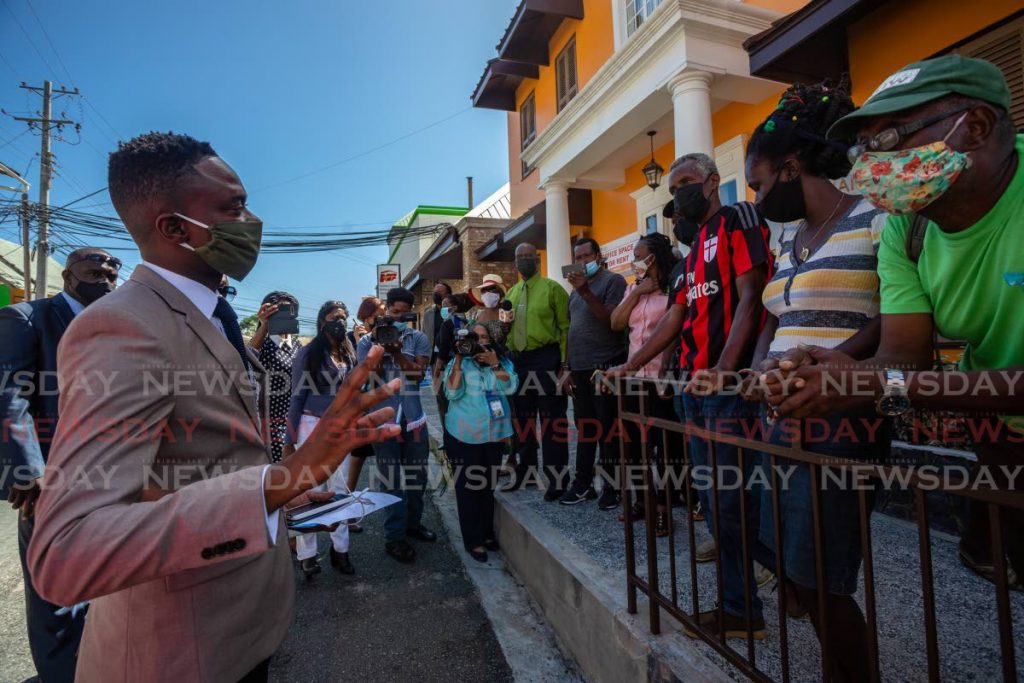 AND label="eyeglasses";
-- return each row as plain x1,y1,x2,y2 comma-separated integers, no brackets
218,285,237,302
847,106,972,164
69,253,123,271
